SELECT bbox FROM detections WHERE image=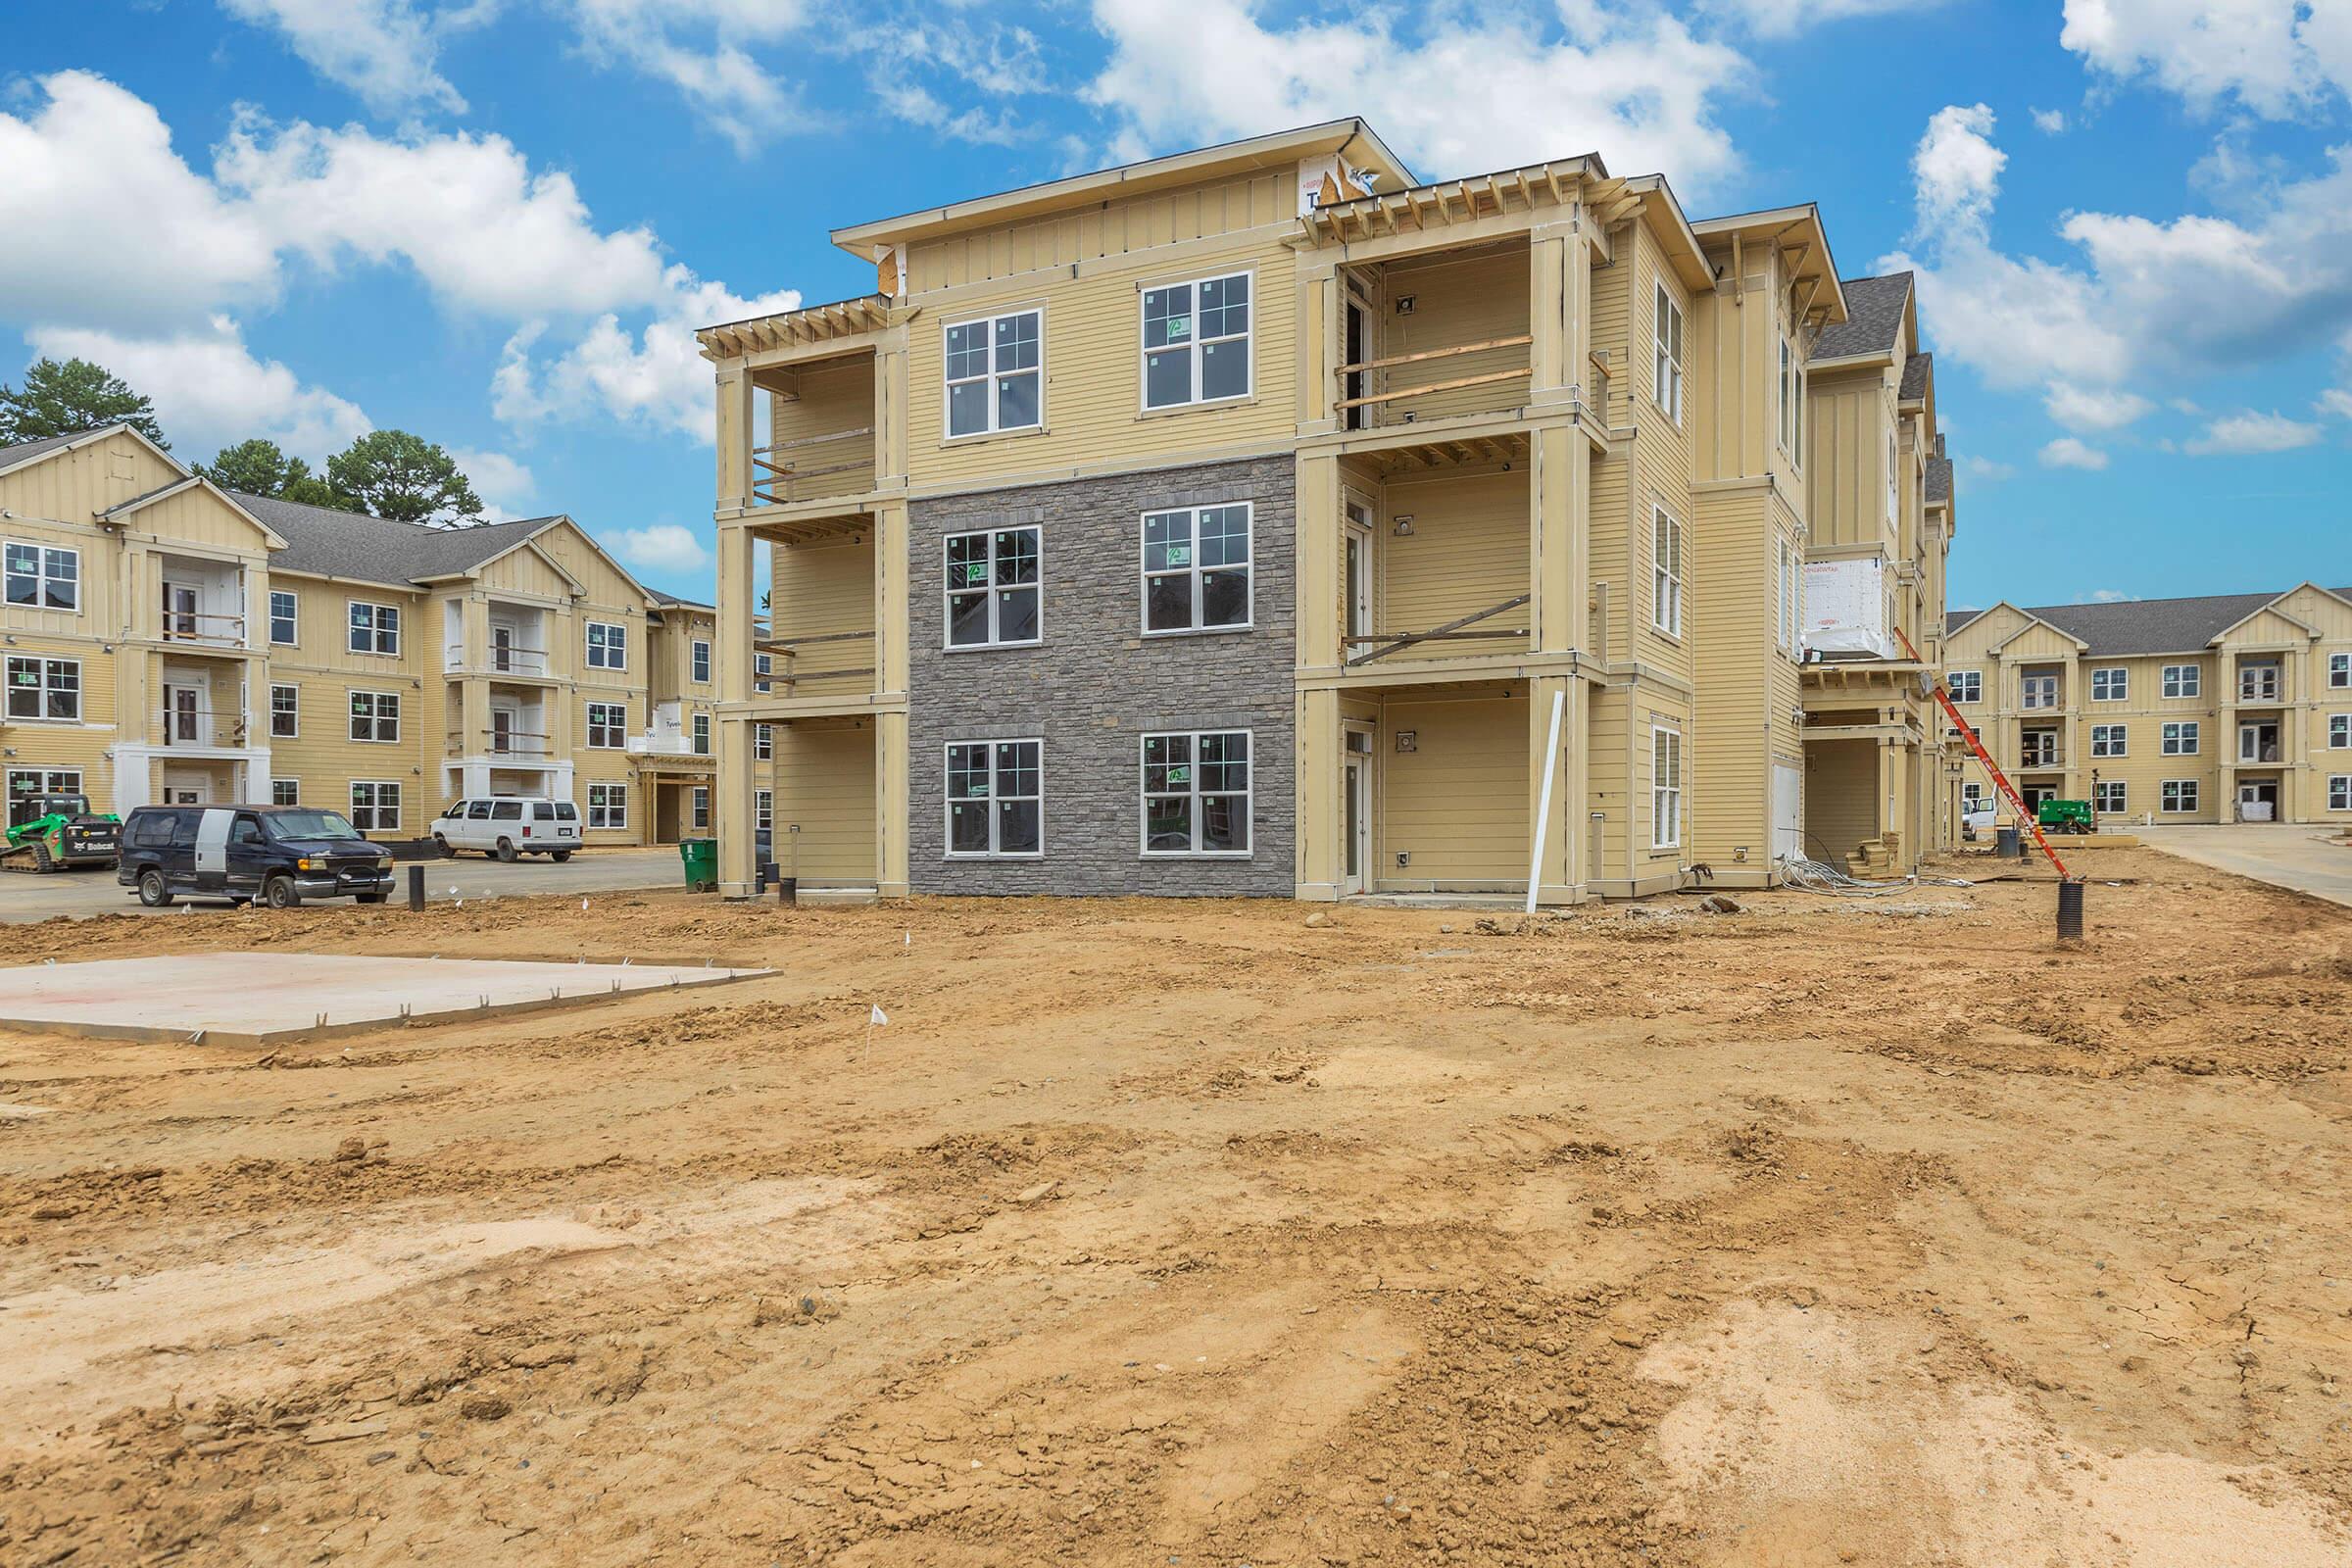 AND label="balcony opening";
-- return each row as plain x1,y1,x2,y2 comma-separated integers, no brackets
753,517,876,701
753,351,876,508
1336,446,1531,672
158,662,244,749
157,553,247,648
2236,661,2282,704
1335,237,1532,431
